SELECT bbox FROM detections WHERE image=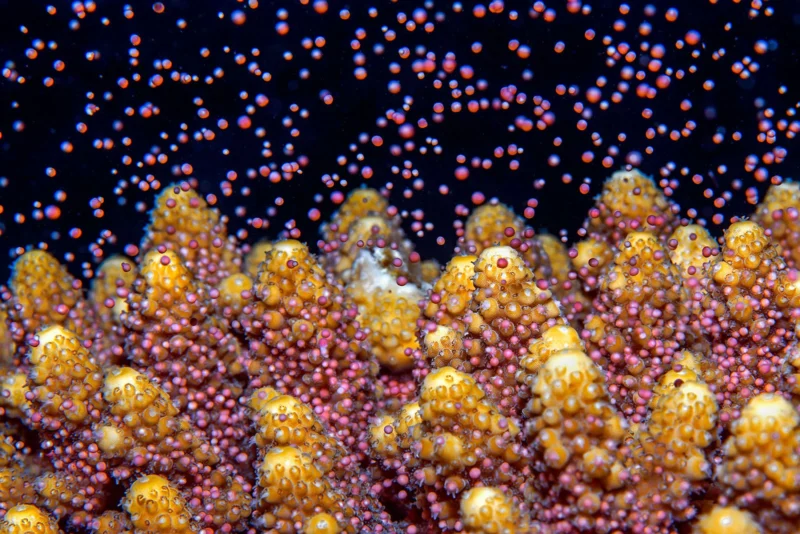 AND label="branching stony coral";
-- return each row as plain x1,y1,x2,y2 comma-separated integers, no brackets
458,203,552,282
321,188,389,246
584,231,691,421
702,222,796,419
251,389,395,533
0,504,62,534
522,349,632,531
422,255,476,329
243,239,376,447
122,475,197,533
5,250,93,361
243,241,273,279
419,246,565,416
716,394,800,533
754,182,800,268
140,185,240,285
89,255,136,366
375,366,526,531
1,180,800,534
631,375,720,526
583,169,677,244
693,506,763,534
345,235,424,373
459,487,531,534
668,224,718,278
